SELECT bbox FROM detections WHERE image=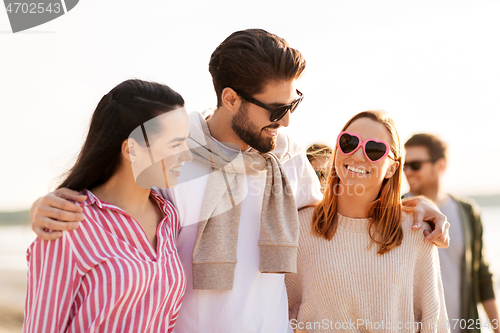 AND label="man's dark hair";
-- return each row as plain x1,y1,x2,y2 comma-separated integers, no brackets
209,29,306,107
404,133,447,161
